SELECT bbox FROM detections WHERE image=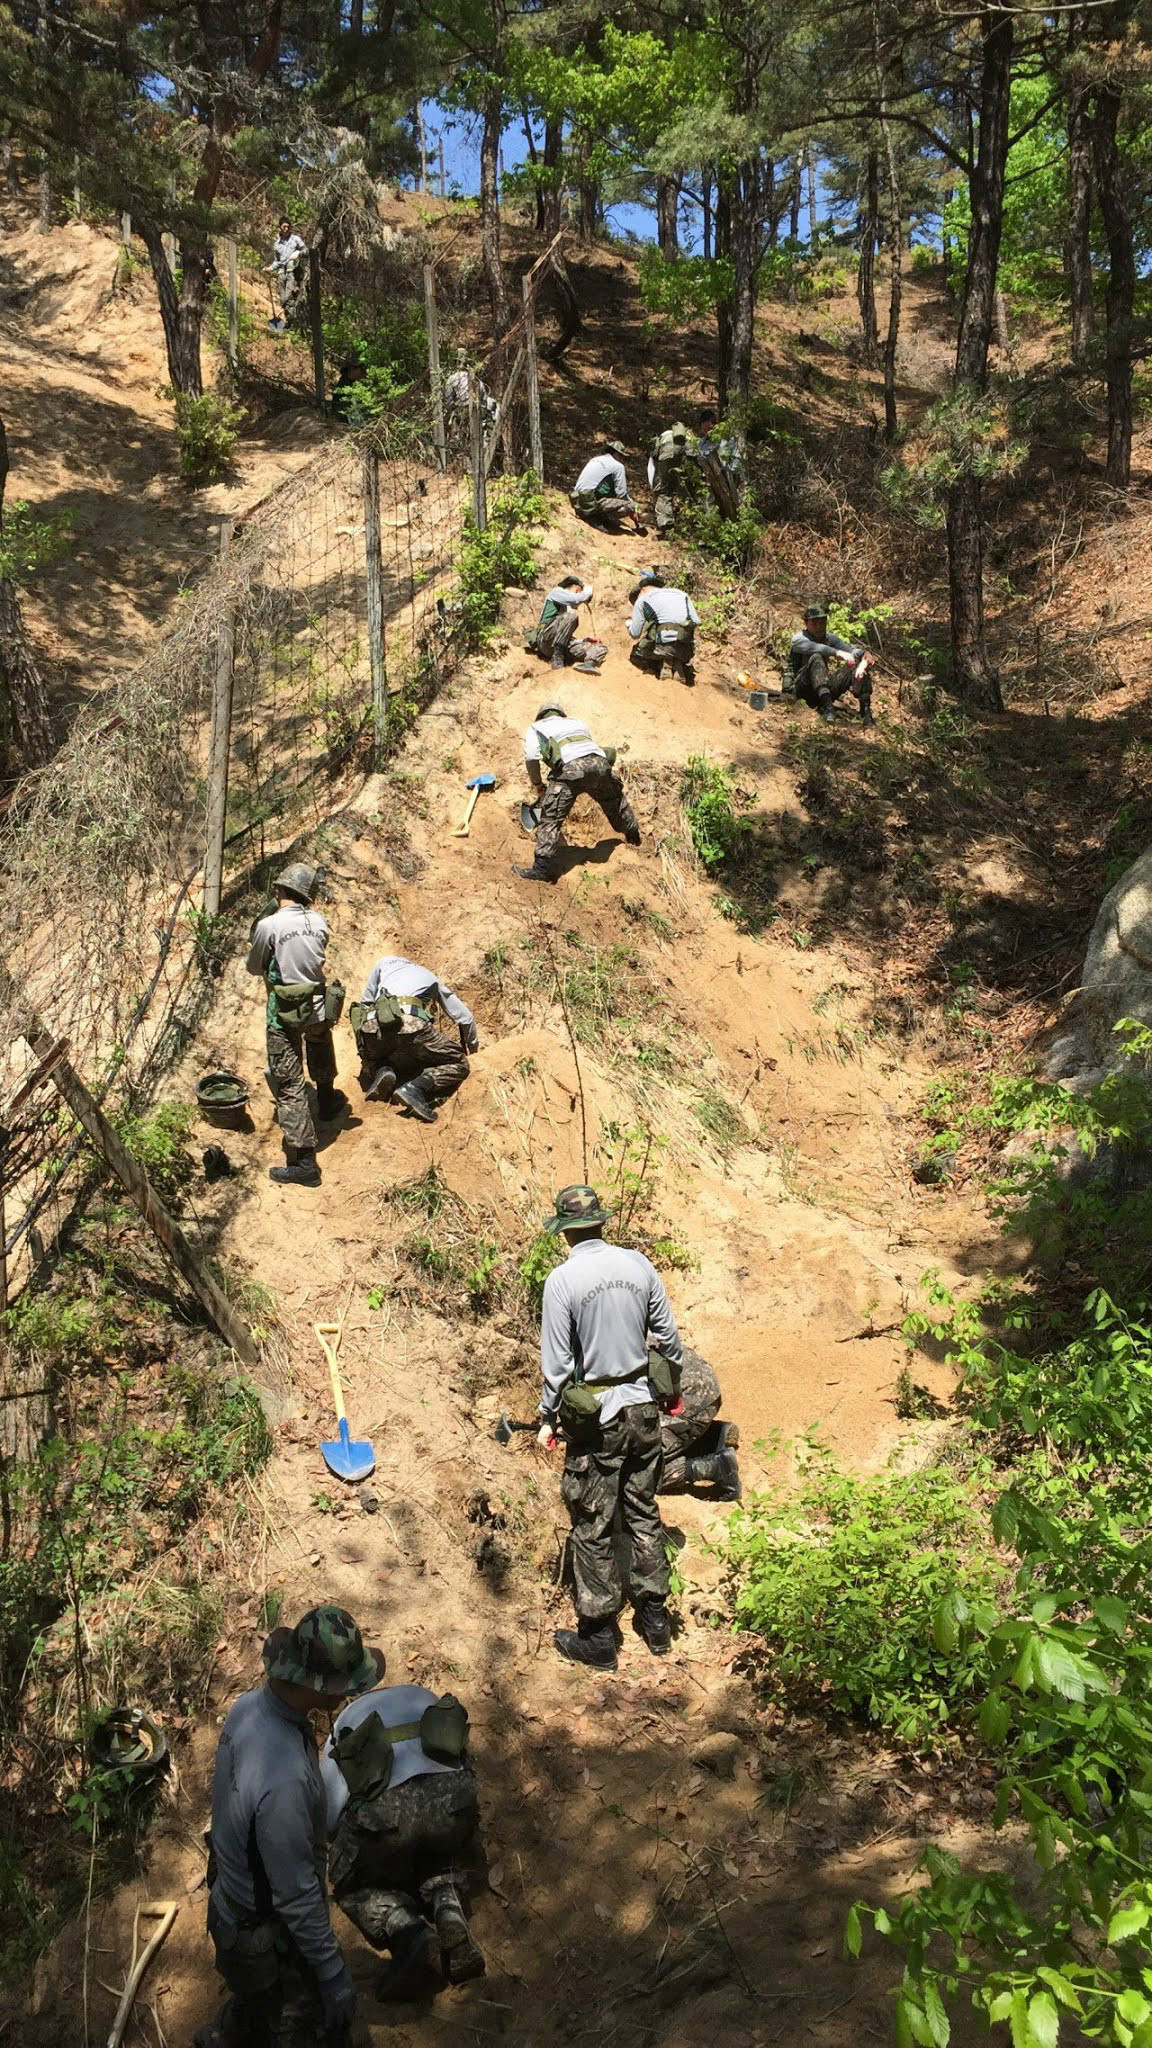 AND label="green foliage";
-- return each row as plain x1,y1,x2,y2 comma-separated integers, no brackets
519,1230,566,1317
724,1445,1005,1745
827,599,894,646
322,295,427,420
880,388,1027,531
457,474,545,644
680,491,762,572
0,501,73,584
680,754,753,872
207,278,257,366
167,390,246,486
637,246,735,327
111,1102,197,1206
